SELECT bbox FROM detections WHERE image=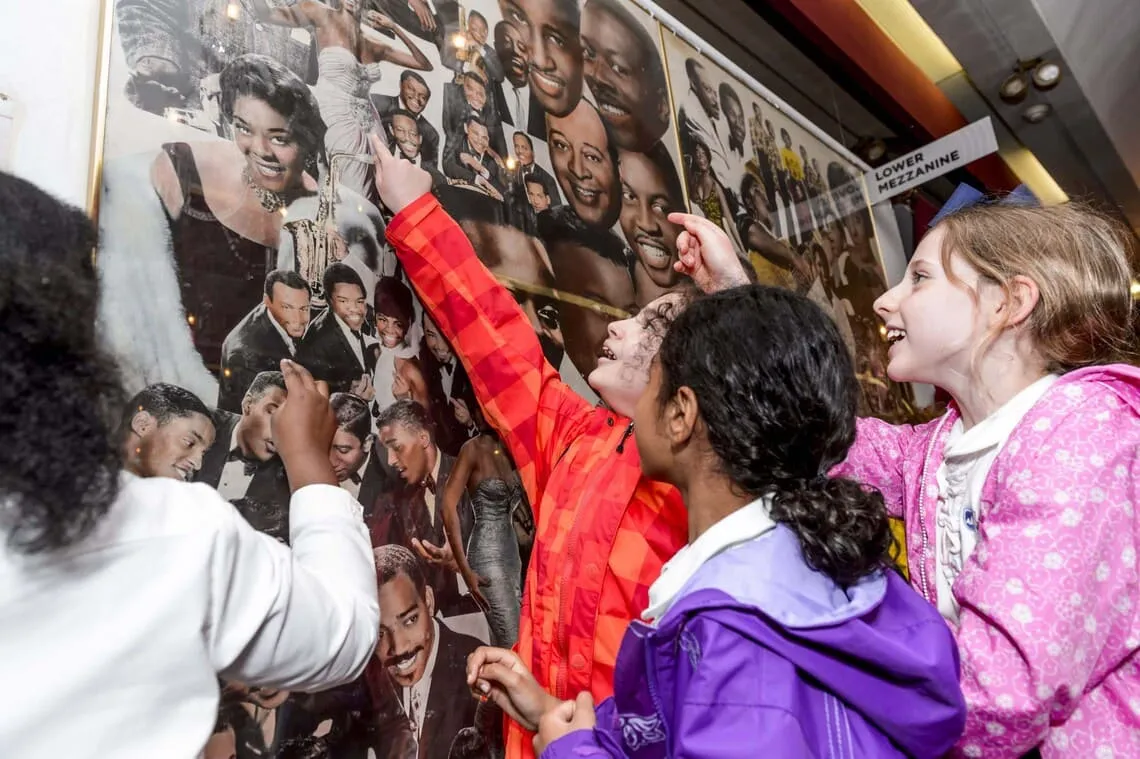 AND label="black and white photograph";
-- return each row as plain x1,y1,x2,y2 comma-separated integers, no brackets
93,1,908,756
661,30,912,418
